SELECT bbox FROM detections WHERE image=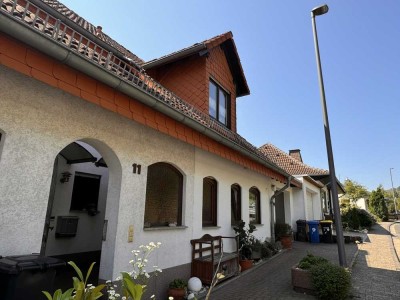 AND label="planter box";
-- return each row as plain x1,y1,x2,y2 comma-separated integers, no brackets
291,266,315,295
